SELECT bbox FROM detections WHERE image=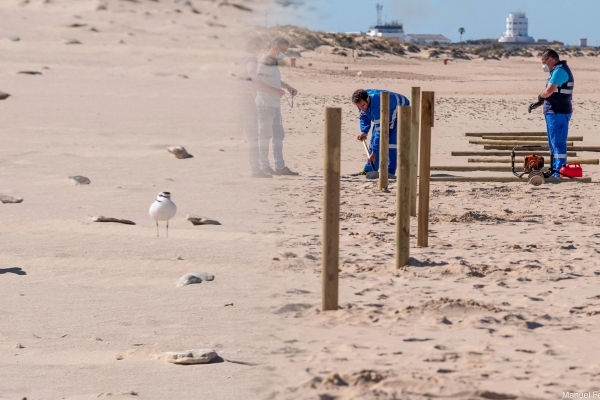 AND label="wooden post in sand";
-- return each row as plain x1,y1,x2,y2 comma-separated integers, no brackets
409,87,421,217
396,106,412,268
378,91,390,191
322,107,341,311
417,92,434,247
